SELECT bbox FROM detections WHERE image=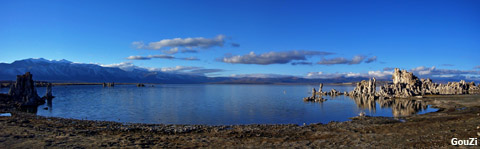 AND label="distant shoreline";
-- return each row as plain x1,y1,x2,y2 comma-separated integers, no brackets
0,81,395,88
